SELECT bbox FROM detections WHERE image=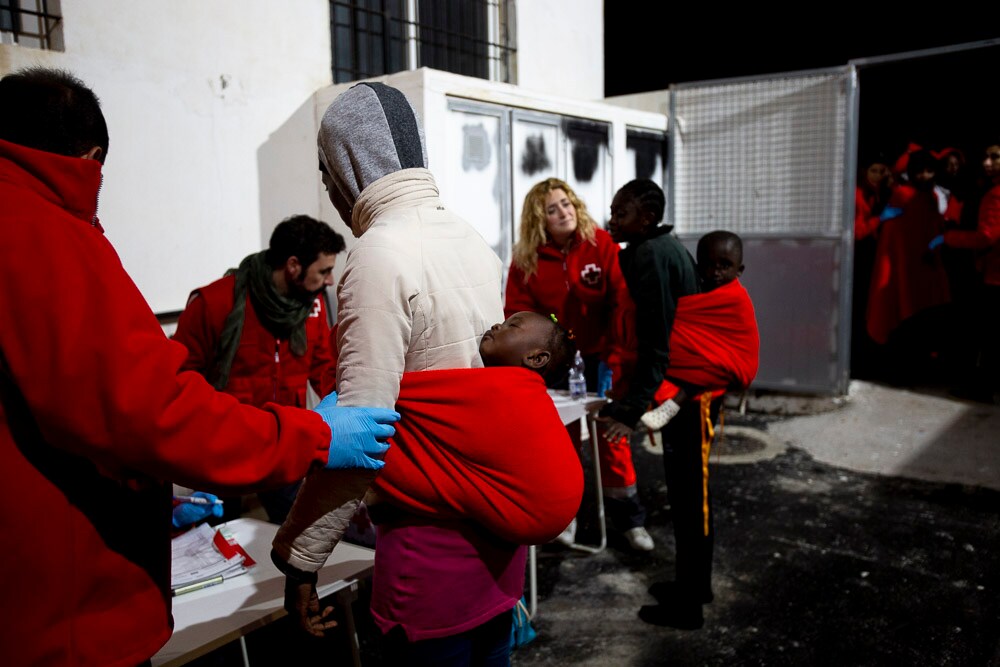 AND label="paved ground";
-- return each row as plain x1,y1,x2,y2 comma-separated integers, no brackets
499,381,1000,667
195,380,1000,666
